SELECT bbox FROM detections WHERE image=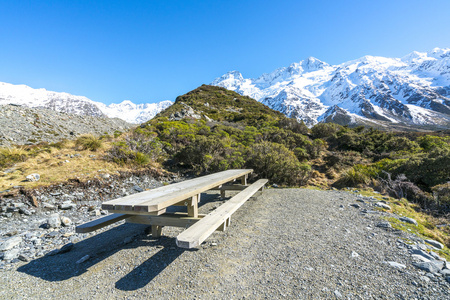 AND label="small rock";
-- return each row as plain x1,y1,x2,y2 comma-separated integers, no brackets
46,231,59,238
413,261,445,273
376,221,392,229
3,248,20,260
90,210,101,216
440,269,450,276
76,255,90,264
375,202,391,210
19,207,32,215
350,204,361,209
47,213,61,228
99,173,110,179
351,251,359,258
18,254,29,262
334,290,342,298
387,261,406,269
419,275,430,283
133,185,144,192
399,217,418,226
272,184,279,188
424,239,444,250
42,202,56,210
26,173,40,182
211,242,217,246
59,243,74,254
0,236,22,251
59,201,76,210
429,251,445,261
60,216,72,226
